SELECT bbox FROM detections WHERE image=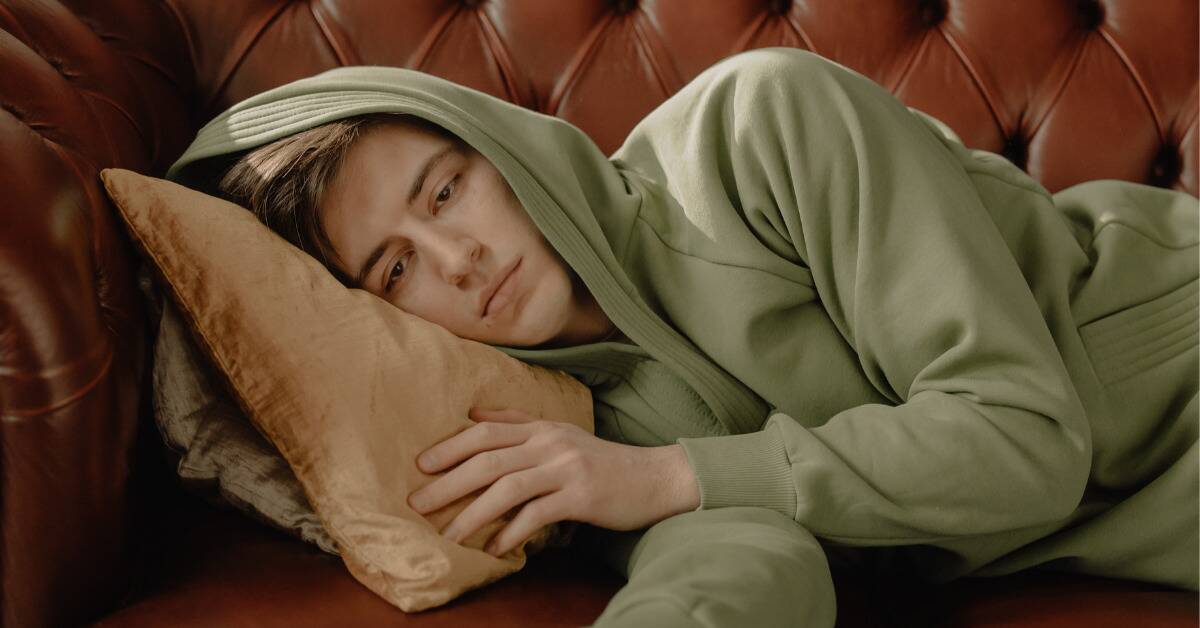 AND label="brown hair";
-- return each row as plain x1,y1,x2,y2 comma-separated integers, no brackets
217,113,461,286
